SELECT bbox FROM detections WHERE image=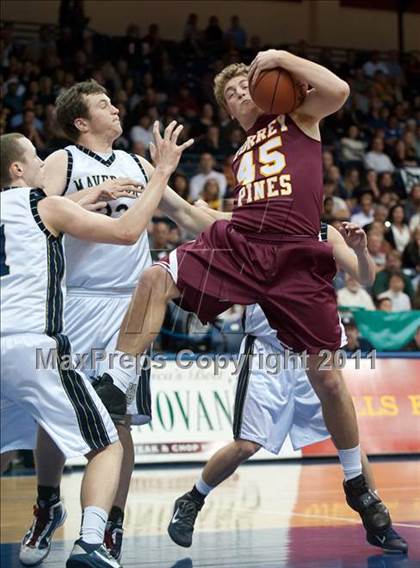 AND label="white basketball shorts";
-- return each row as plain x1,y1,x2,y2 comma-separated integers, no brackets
65,289,151,425
233,335,331,454
0,333,118,458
